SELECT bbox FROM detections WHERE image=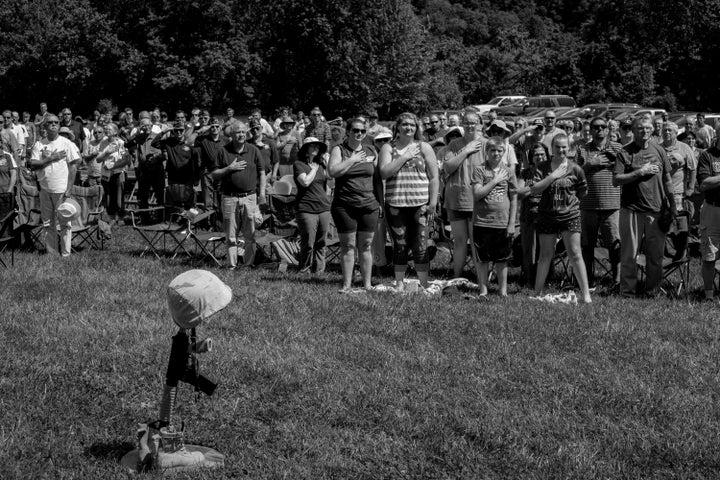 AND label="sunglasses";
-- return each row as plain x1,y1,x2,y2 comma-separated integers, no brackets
210,125,220,129
430,120,439,124
591,124,608,130
351,128,367,134
311,113,322,117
